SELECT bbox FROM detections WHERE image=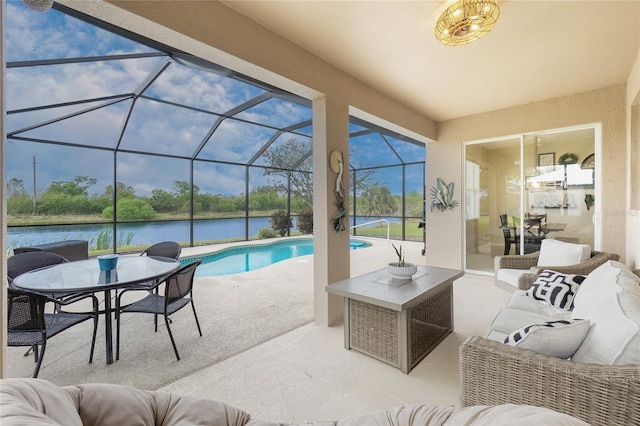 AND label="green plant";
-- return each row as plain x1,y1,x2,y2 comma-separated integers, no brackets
257,227,277,239
392,243,405,266
558,152,579,165
118,231,135,248
93,228,112,251
269,210,292,237
102,198,155,221
92,227,135,250
585,194,594,211
296,209,313,234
